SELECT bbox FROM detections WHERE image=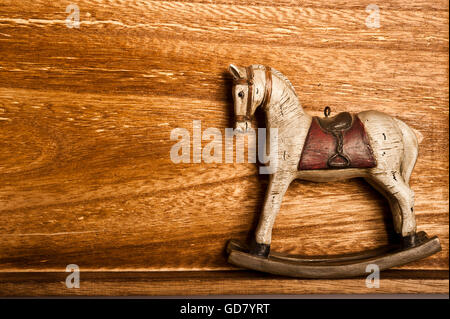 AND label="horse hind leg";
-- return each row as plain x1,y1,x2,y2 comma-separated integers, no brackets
365,172,417,245
393,117,419,184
